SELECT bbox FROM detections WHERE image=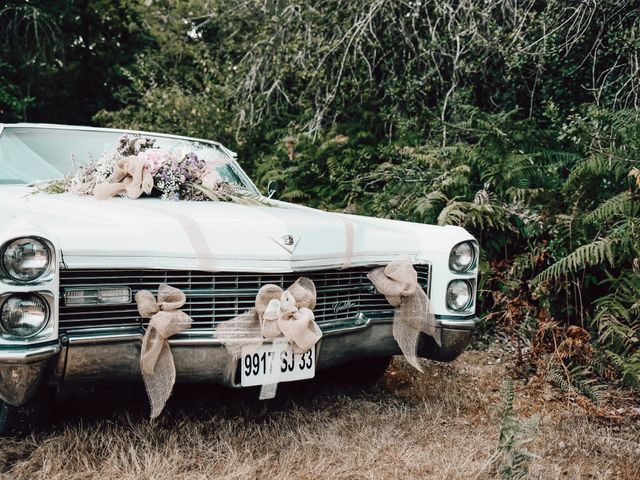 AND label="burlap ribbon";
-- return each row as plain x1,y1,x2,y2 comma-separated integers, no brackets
136,284,193,418
216,277,322,400
217,277,322,359
368,255,440,372
94,156,153,199
256,277,321,352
